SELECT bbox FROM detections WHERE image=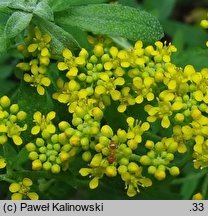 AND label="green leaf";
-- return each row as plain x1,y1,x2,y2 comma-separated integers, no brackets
56,4,164,43
104,101,127,132
33,1,54,21
49,0,108,12
34,17,80,55
5,11,33,38
161,20,208,47
0,79,17,96
11,147,29,170
9,0,29,11
0,36,8,53
0,0,11,9
17,81,55,142
143,0,176,20
118,0,141,8
172,48,208,71
3,143,17,170
181,177,199,199
0,64,13,78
